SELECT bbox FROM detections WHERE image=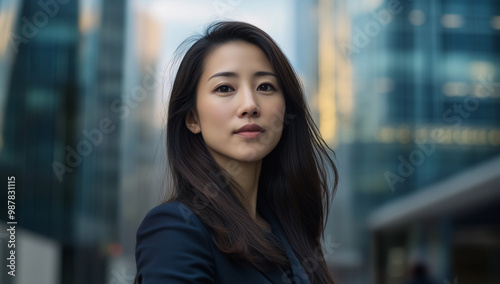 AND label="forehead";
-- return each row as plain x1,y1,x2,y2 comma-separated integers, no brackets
201,41,274,75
